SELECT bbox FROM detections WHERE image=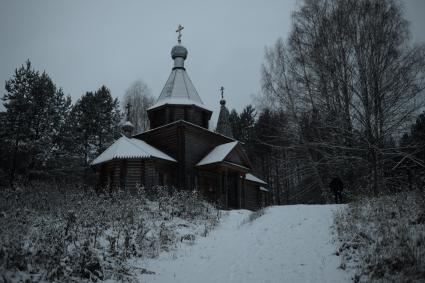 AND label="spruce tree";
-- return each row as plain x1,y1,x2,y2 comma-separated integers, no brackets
69,85,120,168
2,60,71,185
239,105,256,146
